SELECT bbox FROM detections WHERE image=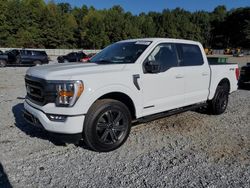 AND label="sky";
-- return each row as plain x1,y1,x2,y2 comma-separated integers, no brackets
53,0,250,14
